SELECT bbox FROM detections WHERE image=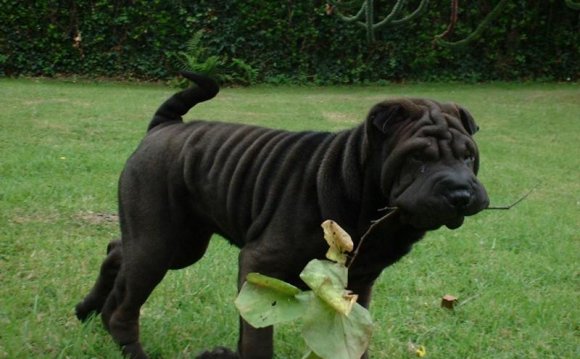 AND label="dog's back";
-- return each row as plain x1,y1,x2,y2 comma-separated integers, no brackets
126,113,367,247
